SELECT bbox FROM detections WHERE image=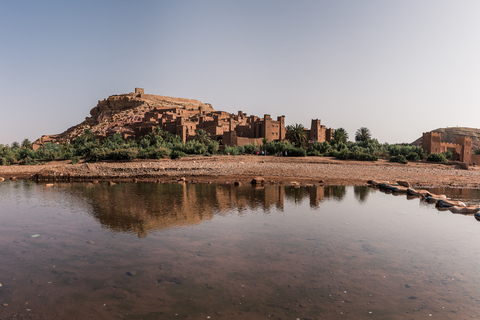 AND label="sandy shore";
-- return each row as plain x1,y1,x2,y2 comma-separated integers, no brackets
1,155,480,188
